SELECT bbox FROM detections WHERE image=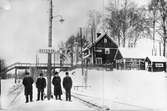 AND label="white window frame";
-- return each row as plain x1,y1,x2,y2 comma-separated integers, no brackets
105,48,110,54
96,57,102,65
104,38,107,43
155,63,164,67
95,49,102,52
